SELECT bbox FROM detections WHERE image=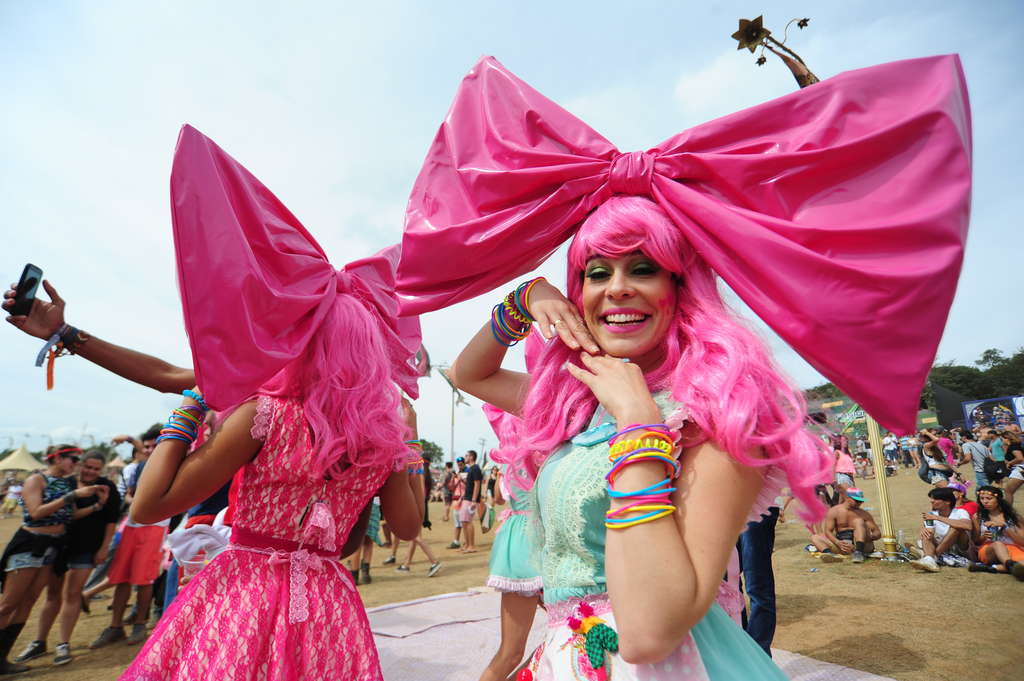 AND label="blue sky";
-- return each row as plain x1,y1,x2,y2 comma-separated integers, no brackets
2,1,1021,458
